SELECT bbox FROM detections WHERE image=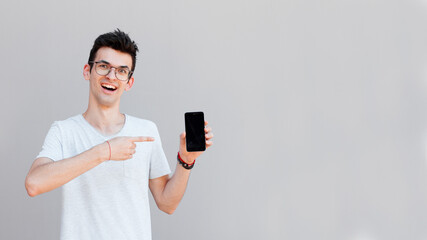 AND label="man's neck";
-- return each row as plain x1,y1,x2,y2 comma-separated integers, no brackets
83,104,125,136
